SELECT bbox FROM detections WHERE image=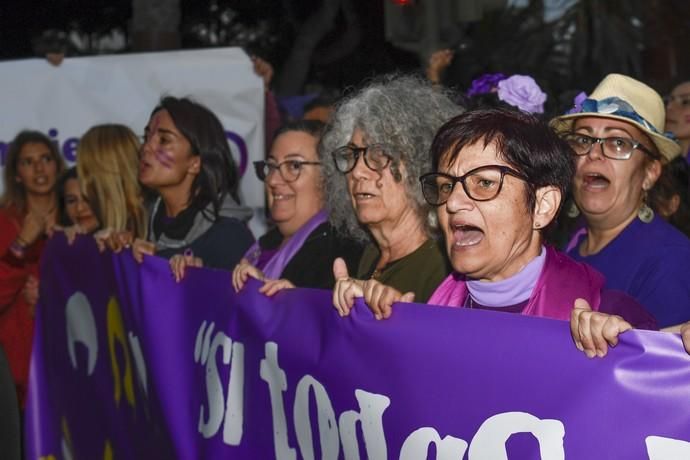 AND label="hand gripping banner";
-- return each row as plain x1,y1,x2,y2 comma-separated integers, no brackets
26,236,690,459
